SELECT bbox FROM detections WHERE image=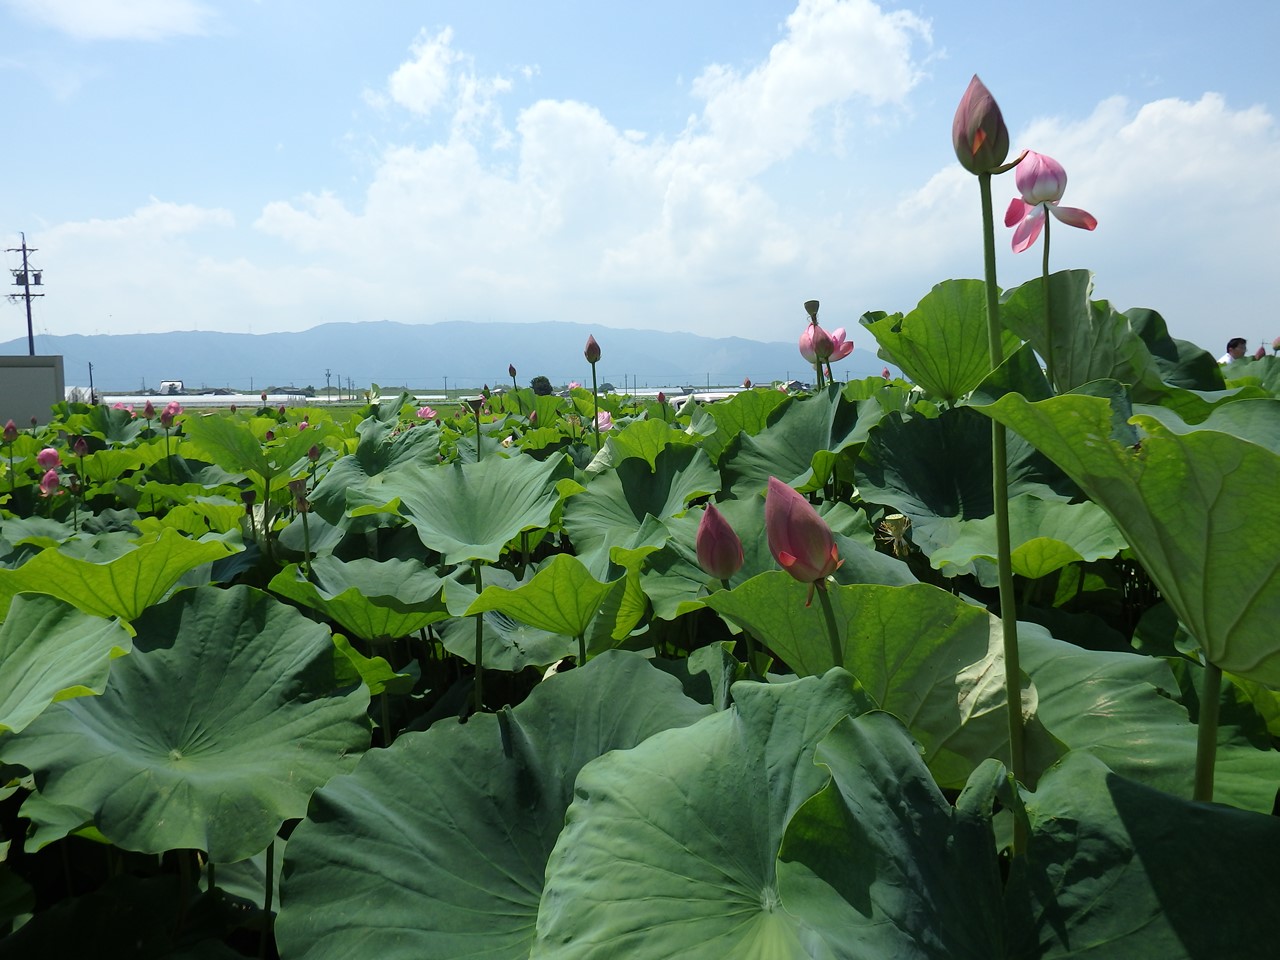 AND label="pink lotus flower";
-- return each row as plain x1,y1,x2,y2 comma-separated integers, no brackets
2,420,16,444
1255,344,1267,360
36,447,60,470
160,411,175,430
39,468,61,497
584,335,601,363
1004,151,1097,253
765,476,842,605
164,400,183,418
111,402,126,411
828,328,854,362
696,503,744,581
264,430,275,441
299,420,309,431
417,406,437,420
568,381,581,390
143,400,156,419
1273,336,1280,353
596,411,613,431
73,437,89,457
952,75,1010,175
882,367,892,380
799,324,835,364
